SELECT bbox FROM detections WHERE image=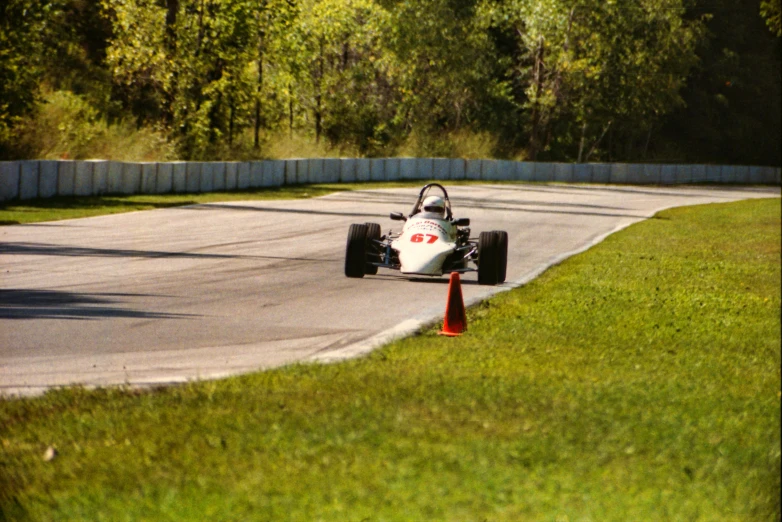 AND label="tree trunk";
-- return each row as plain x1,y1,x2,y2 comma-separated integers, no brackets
289,82,294,137
196,0,205,56
642,126,653,160
254,41,264,149
211,90,222,144
314,38,324,144
607,127,614,162
529,36,545,161
229,97,235,147
163,0,179,125
585,121,612,162
254,3,267,149
577,122,587,163
165,0,179,50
